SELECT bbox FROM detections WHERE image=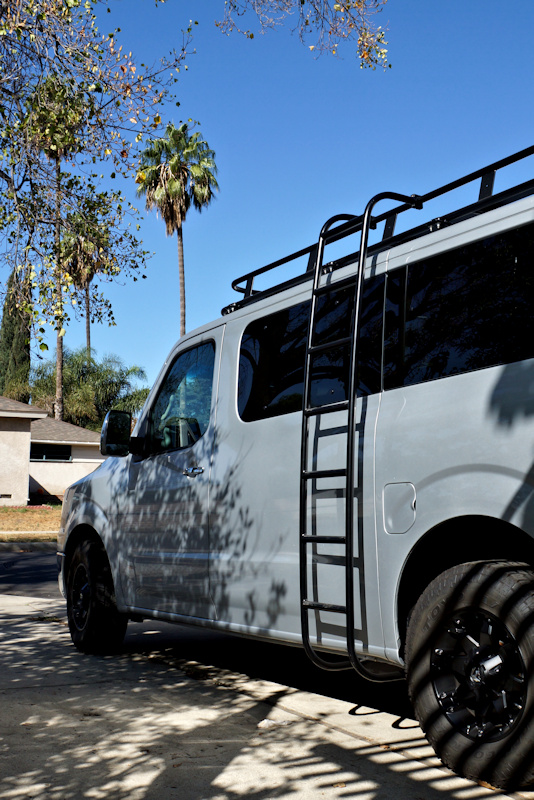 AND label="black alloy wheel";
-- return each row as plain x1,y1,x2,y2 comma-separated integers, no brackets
406,560,534,790
71,561,92,633
66,539,128,654
431,607,525,741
